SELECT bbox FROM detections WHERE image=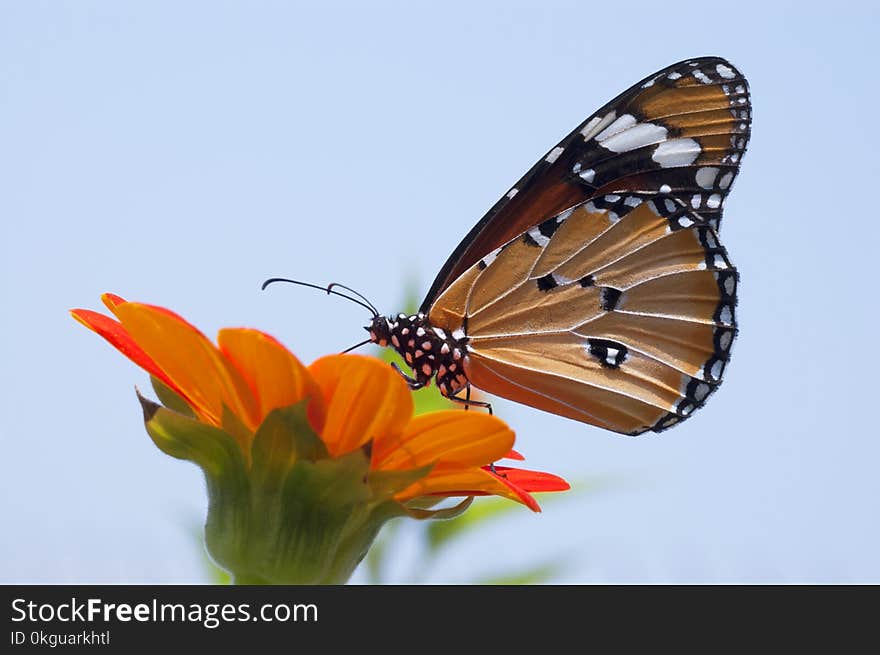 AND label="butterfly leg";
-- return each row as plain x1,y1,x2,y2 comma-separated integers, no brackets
447,385,504,476
445,384,493,415
390,362,425,390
